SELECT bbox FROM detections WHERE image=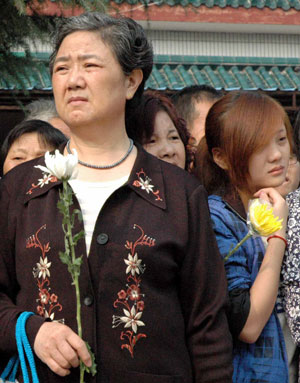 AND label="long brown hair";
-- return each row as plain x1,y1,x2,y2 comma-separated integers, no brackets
193,91,293,194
